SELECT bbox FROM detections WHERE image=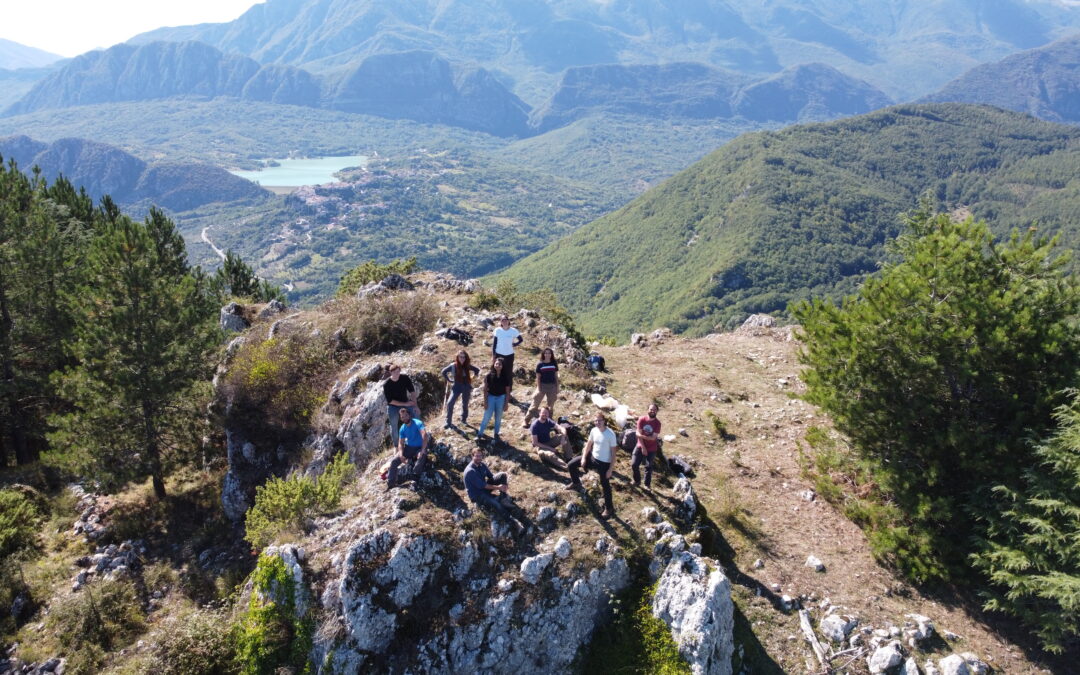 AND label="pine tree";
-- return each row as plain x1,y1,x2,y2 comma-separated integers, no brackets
213,249,284,303
47,207,219,498
792,208,1080,576
972,394,1080,653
